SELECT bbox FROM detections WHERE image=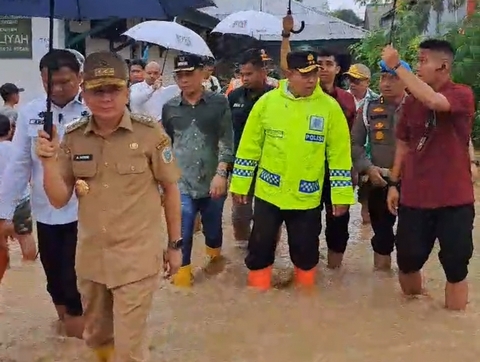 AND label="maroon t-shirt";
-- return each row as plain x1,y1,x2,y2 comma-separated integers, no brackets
328,87,356,130
396,80,475,208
